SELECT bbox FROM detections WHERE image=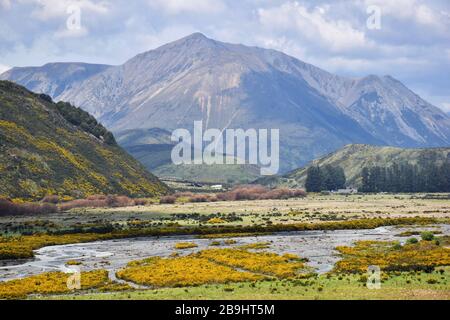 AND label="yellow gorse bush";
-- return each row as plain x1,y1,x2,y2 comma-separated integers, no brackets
239,242,271,250
0,270,128,299
199,248,305,278
0,233,116,259
116,255,263,288
174,242,198,250
117,248,306,288
335,239,450,273
198,232,268,239
206,218,227,224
